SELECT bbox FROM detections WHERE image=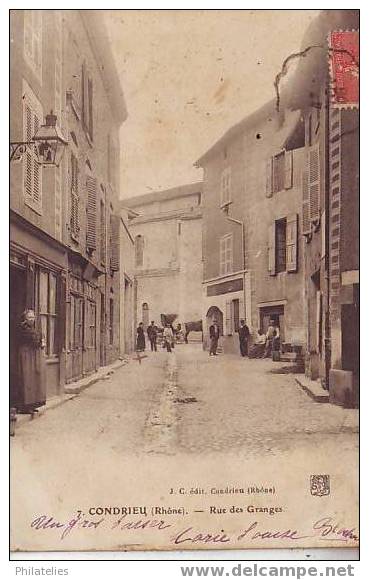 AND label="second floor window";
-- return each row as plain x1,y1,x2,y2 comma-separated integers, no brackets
275,218,287,273
24,10,42,77
23,83,43,213
266,150,293,196
220,234,233,276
